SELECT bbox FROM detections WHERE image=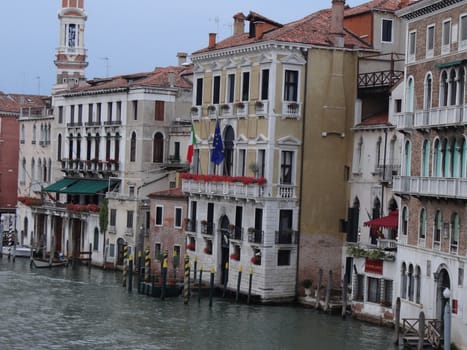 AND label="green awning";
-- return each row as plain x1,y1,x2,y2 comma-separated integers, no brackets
43,178,78,192
61,179,111,195
436,60,465,69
